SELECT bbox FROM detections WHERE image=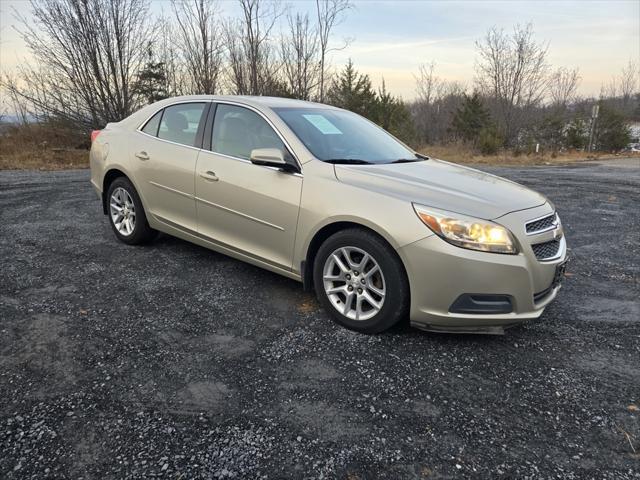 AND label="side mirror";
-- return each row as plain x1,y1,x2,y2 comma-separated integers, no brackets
250,148,295,171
